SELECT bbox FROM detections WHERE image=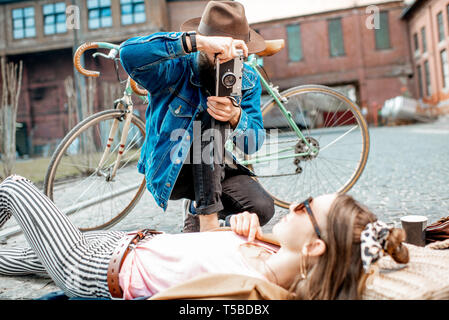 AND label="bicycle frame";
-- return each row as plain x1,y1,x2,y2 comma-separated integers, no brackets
238,54,318,166
76,42,317,174
82,42,147,181
95,78,134,181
